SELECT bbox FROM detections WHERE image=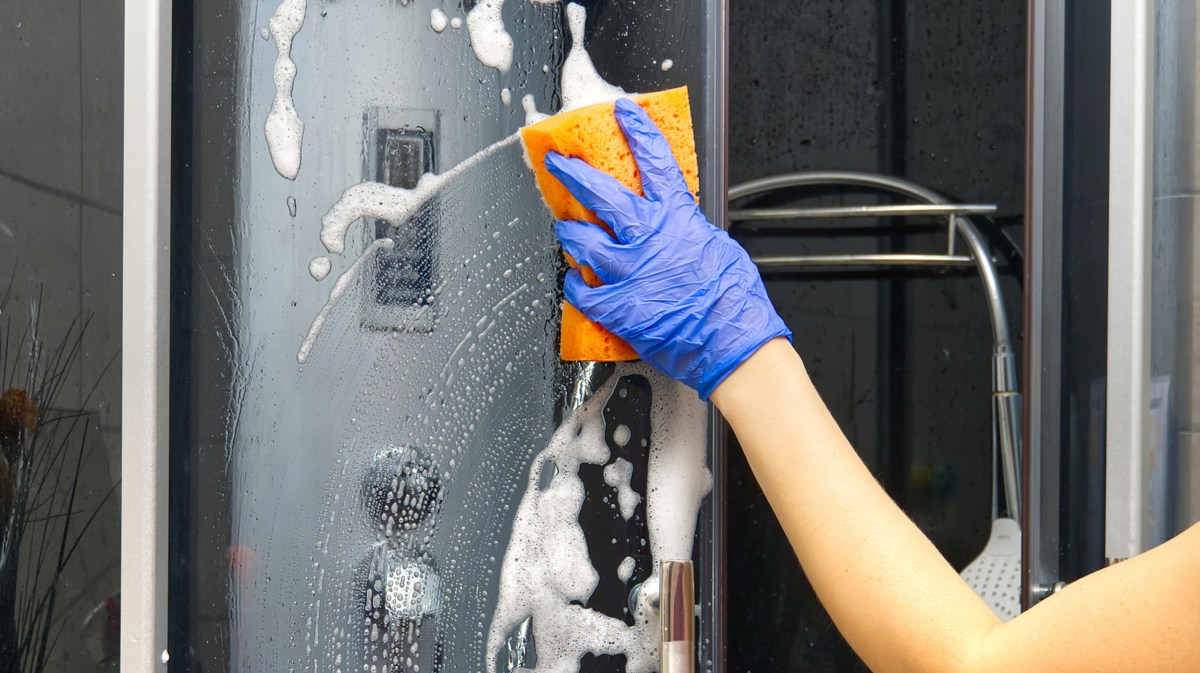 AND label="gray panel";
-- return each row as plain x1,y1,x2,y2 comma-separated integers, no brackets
1150,0,1200,534
0,0,83,196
